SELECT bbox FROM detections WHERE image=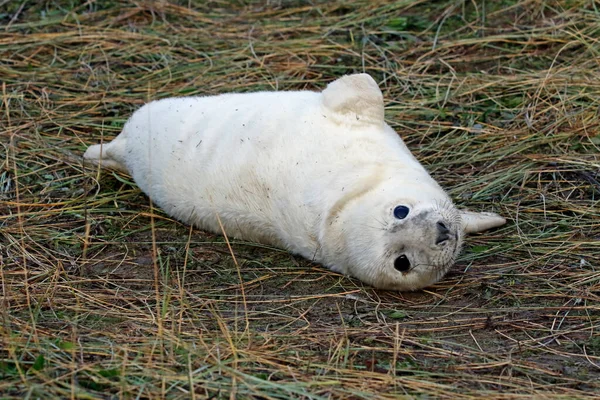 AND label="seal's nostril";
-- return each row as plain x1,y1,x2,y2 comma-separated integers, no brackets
436,234,450,245
437,221,450,234
436,221,451,245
